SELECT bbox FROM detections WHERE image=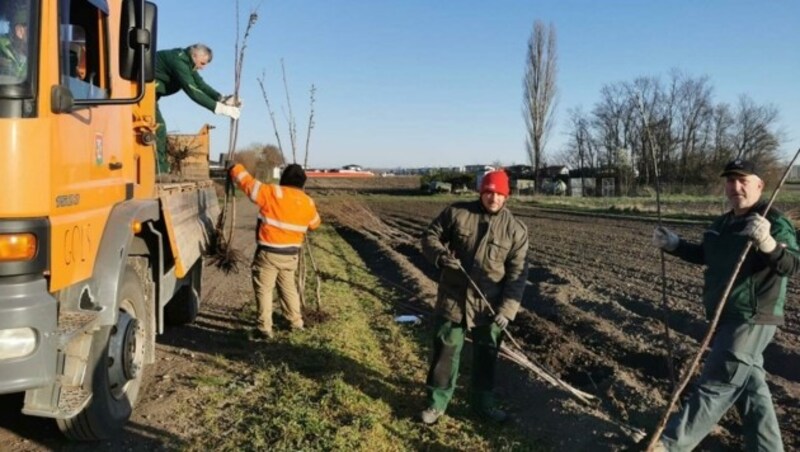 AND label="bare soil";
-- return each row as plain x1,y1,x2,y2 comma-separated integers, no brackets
342,197,800,451
1,195,798,451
